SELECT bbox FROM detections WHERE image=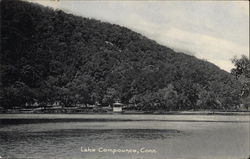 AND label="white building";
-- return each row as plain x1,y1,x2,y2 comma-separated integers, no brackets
113,102,123,113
